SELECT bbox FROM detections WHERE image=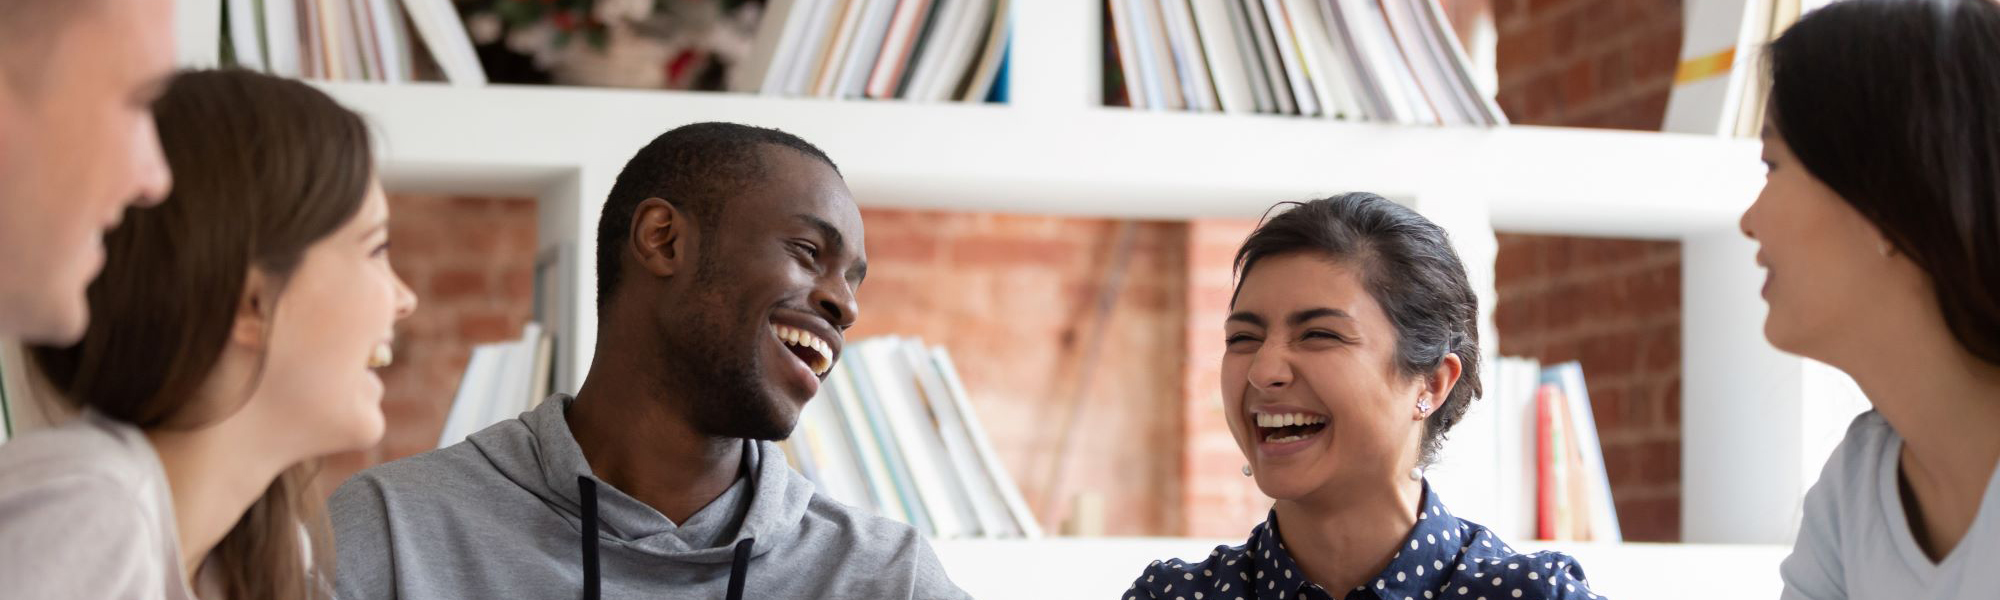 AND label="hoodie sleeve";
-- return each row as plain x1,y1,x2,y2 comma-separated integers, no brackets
907,535,974,600
329,473,401,600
